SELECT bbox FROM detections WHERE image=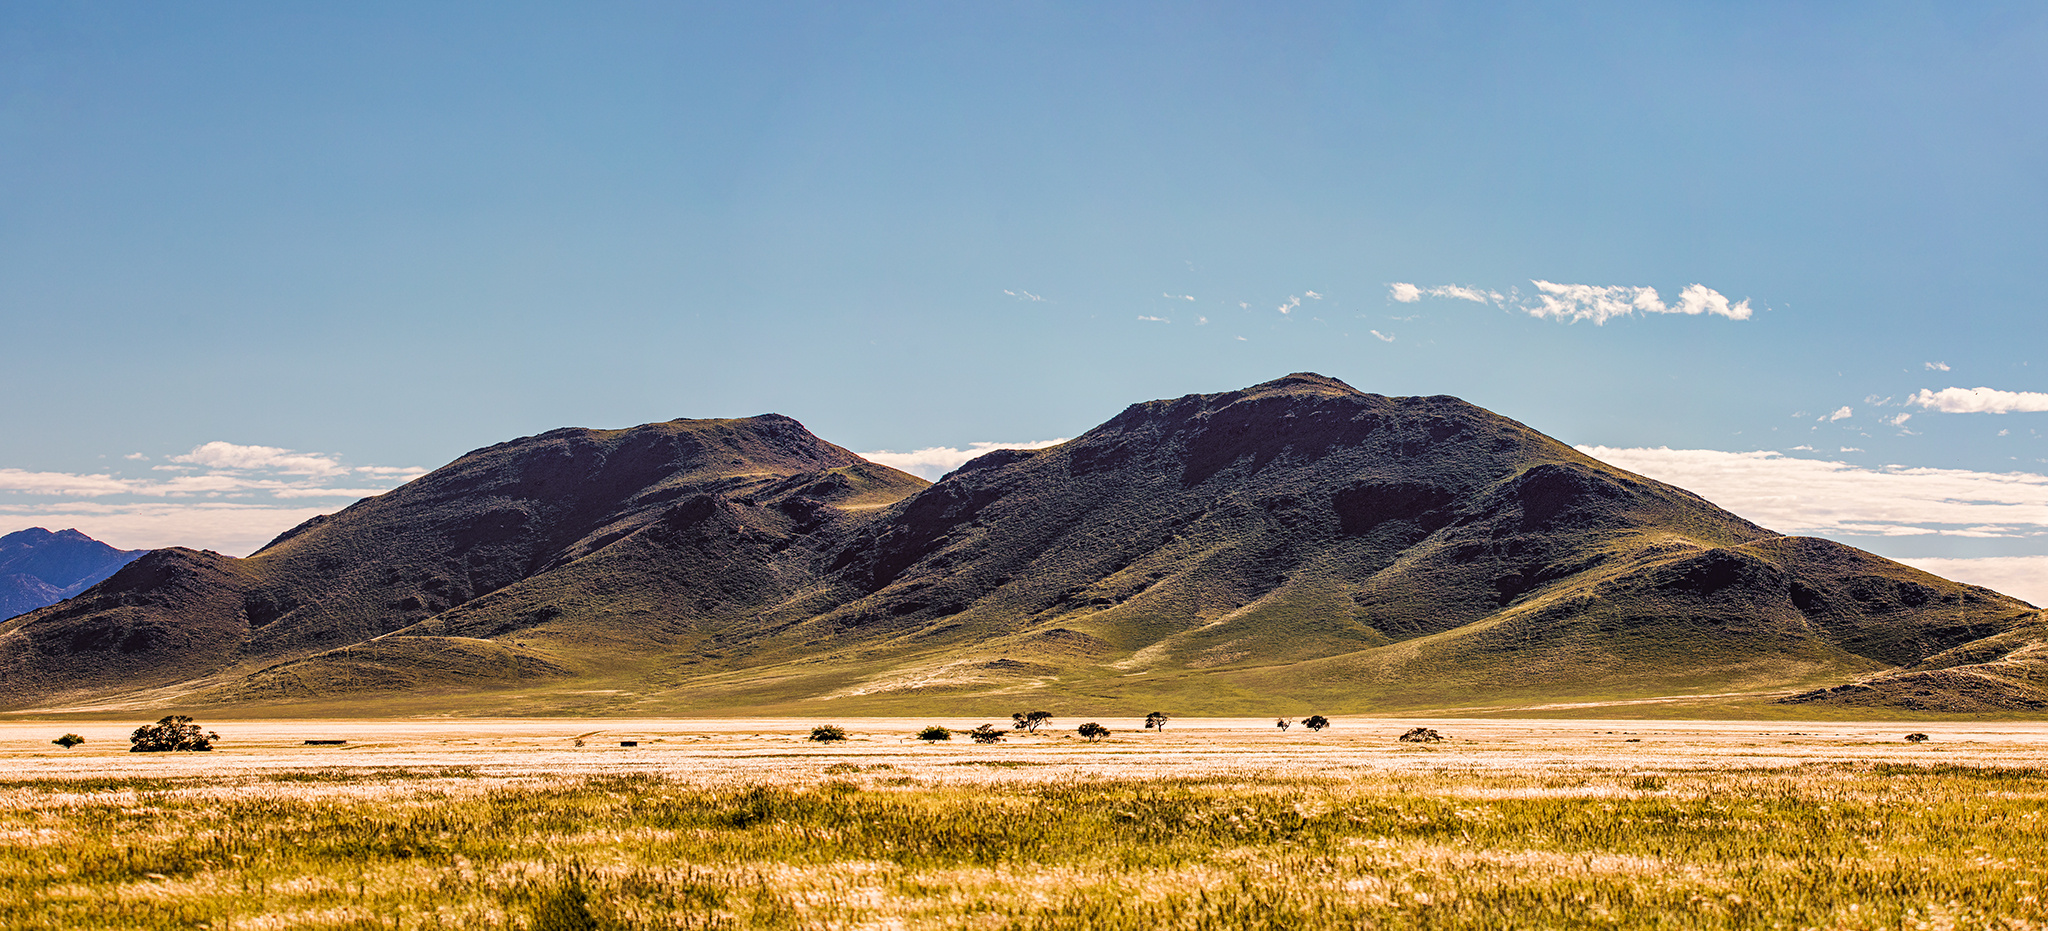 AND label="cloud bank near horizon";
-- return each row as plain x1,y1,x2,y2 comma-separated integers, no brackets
859,438,1070,480
1390,279,1754,325
1578,445,2048,540
0,441,426,555
1909,386,2048,414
